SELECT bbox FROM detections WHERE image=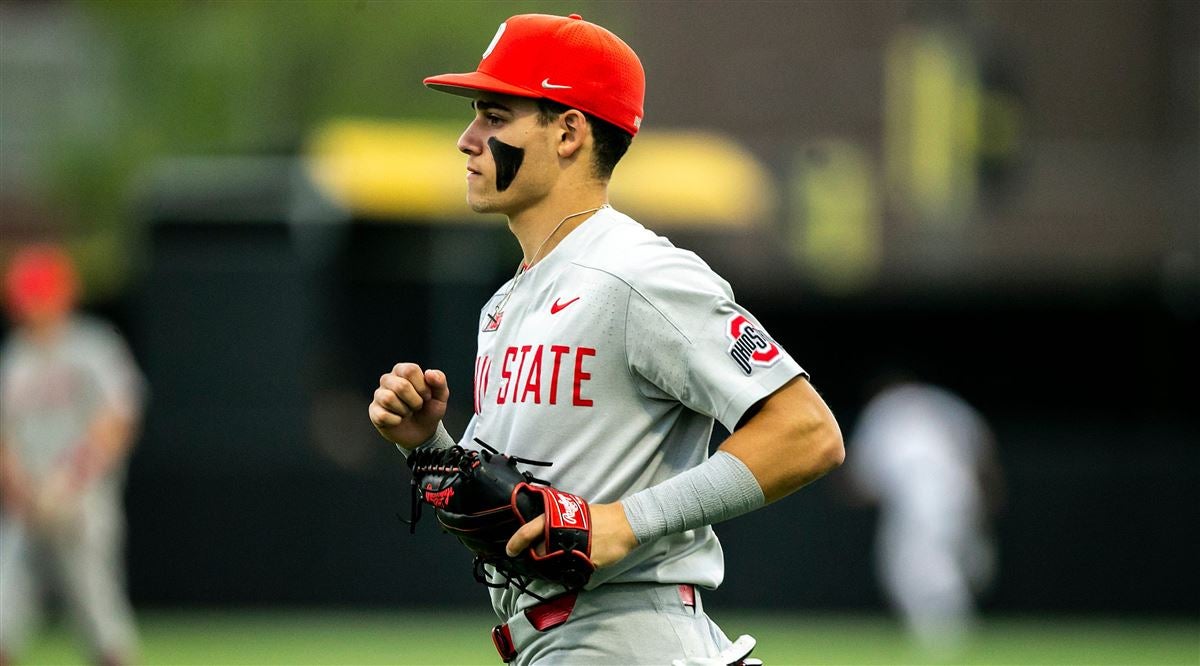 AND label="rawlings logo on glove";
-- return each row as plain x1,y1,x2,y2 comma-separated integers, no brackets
406,440,596,598
553,491,586,527
423,485,455,508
